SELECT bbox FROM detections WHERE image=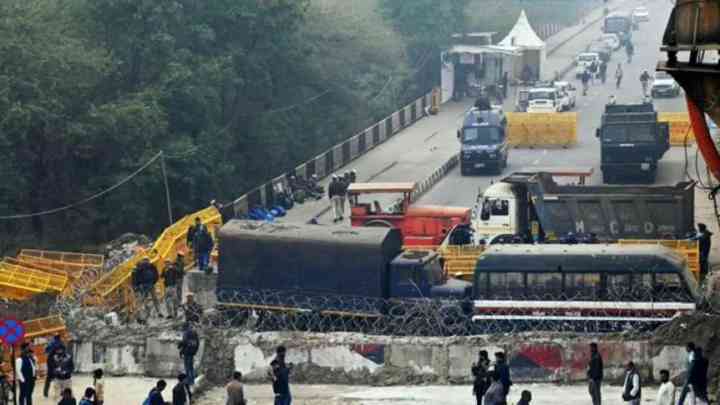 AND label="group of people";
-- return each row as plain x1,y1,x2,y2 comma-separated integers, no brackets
328,170,357,223
585,341,710,405
15,335,104,405
471,351,514,405
131,255,194,323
